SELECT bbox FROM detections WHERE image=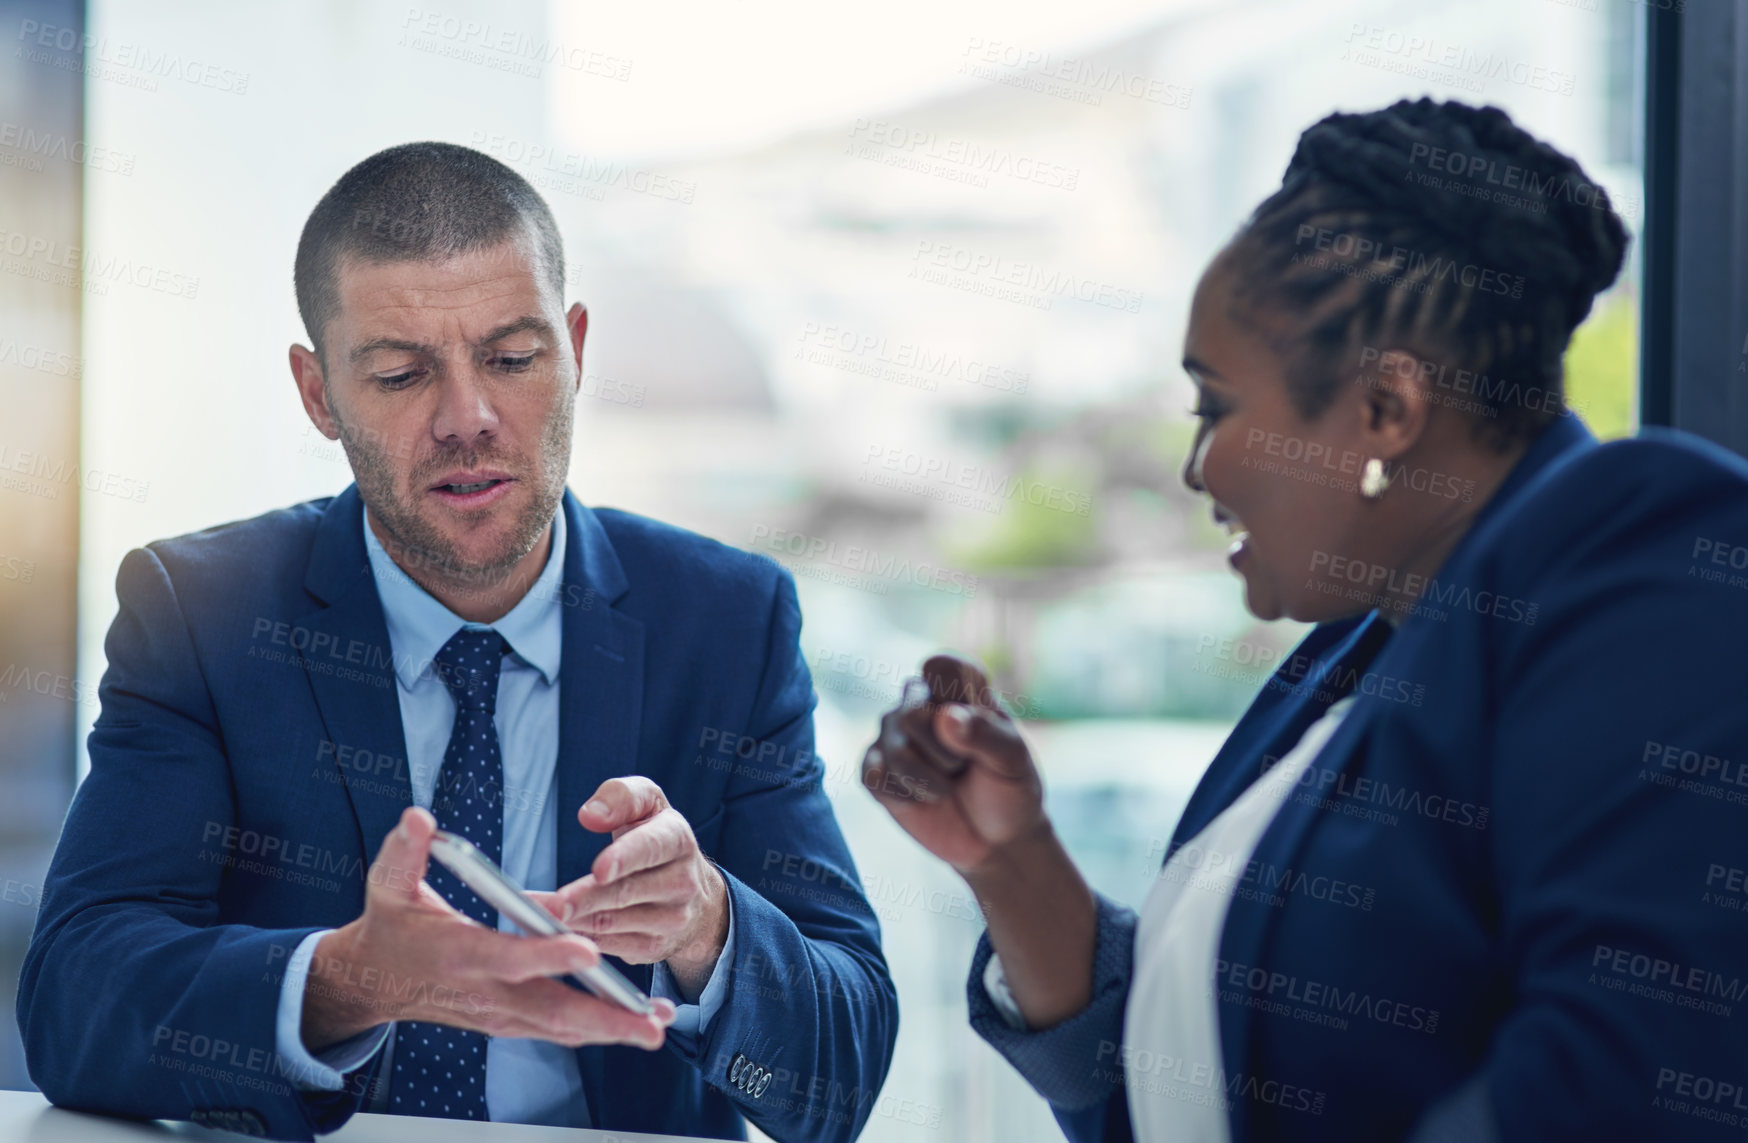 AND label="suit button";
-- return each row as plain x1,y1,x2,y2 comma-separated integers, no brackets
728,1053,749,1086
753,1072,771,1098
